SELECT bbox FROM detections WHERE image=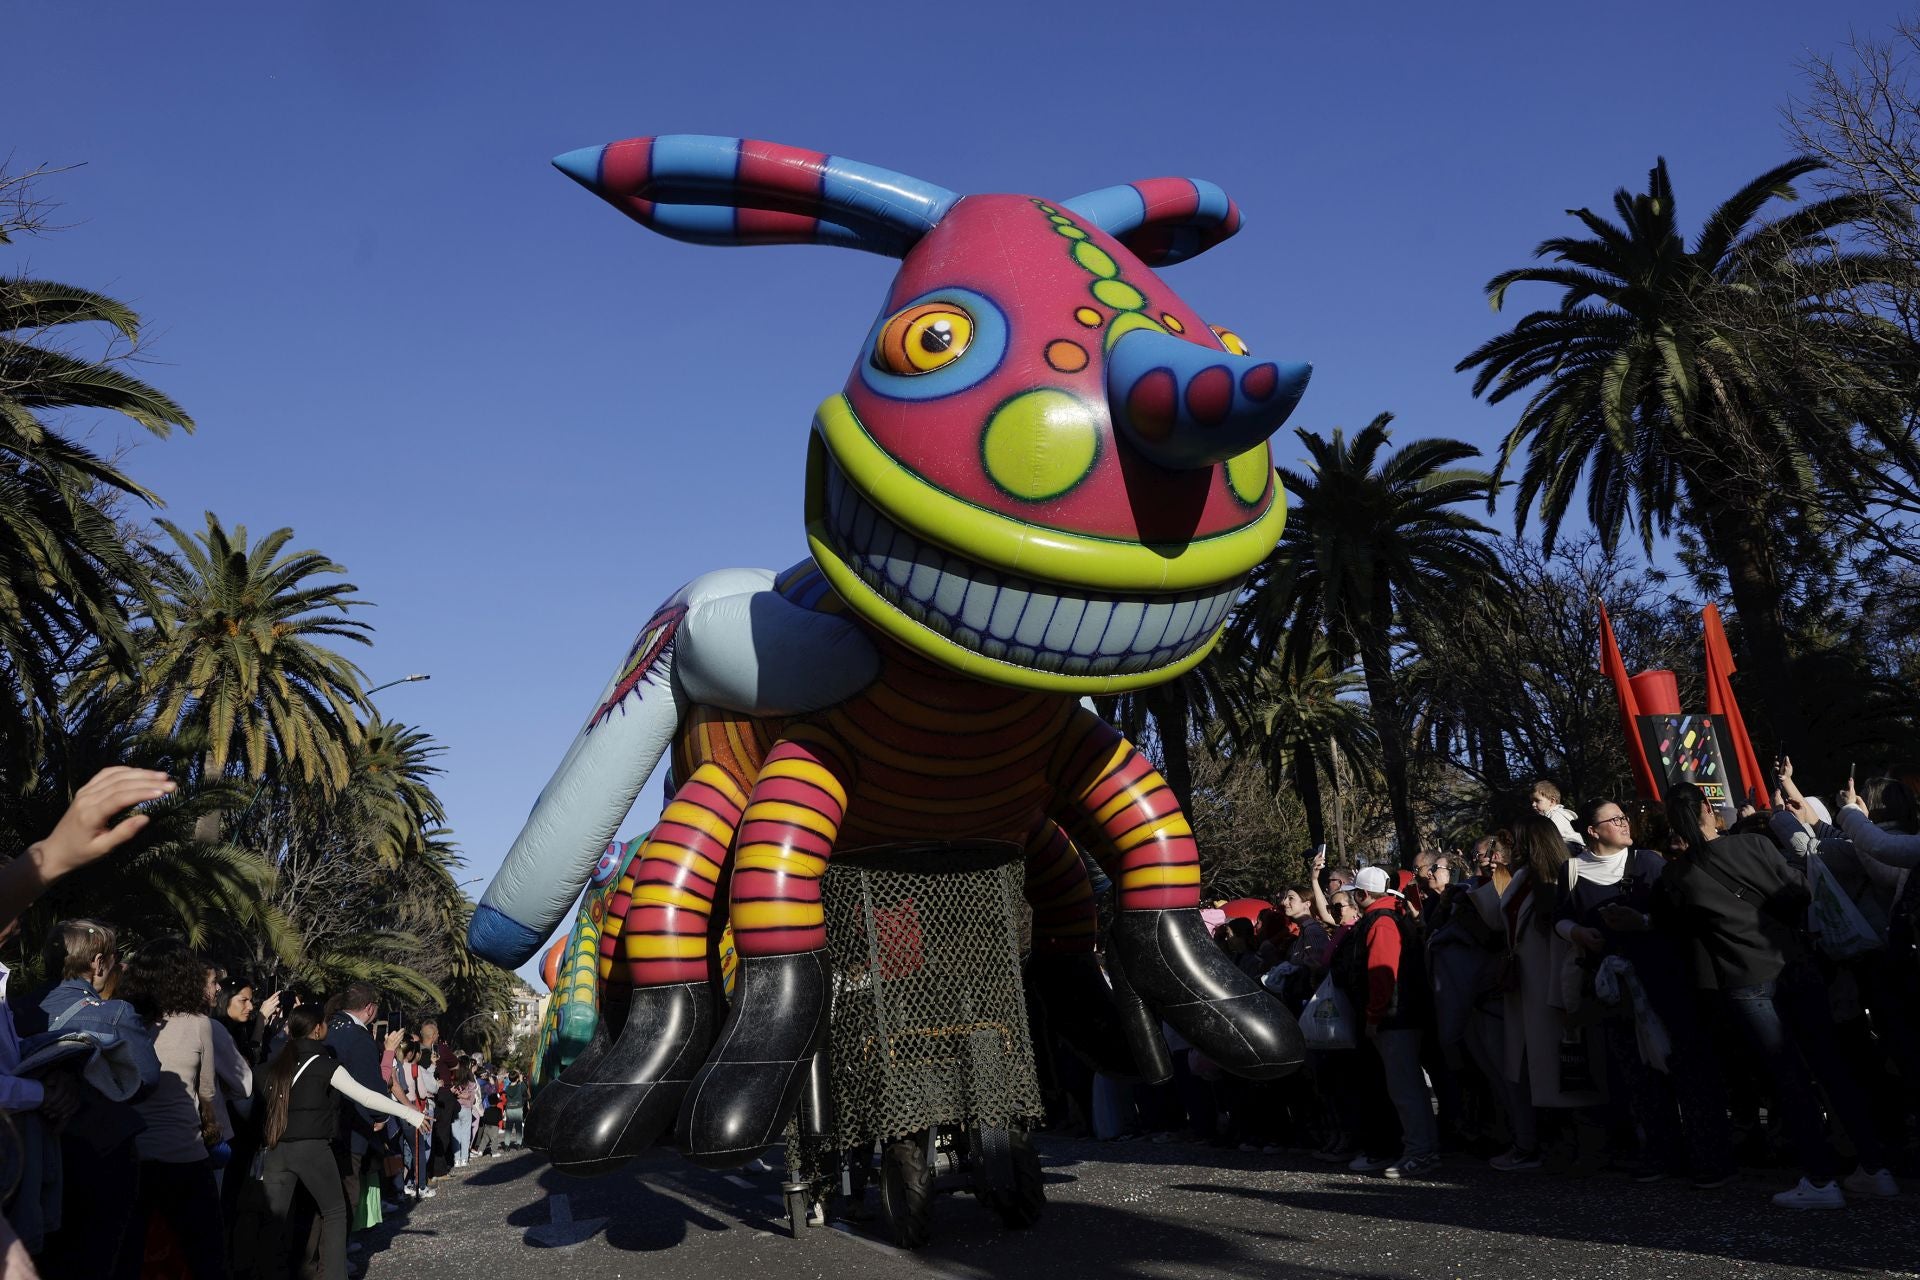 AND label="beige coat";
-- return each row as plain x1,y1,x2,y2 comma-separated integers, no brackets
1499,868,1606,1108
